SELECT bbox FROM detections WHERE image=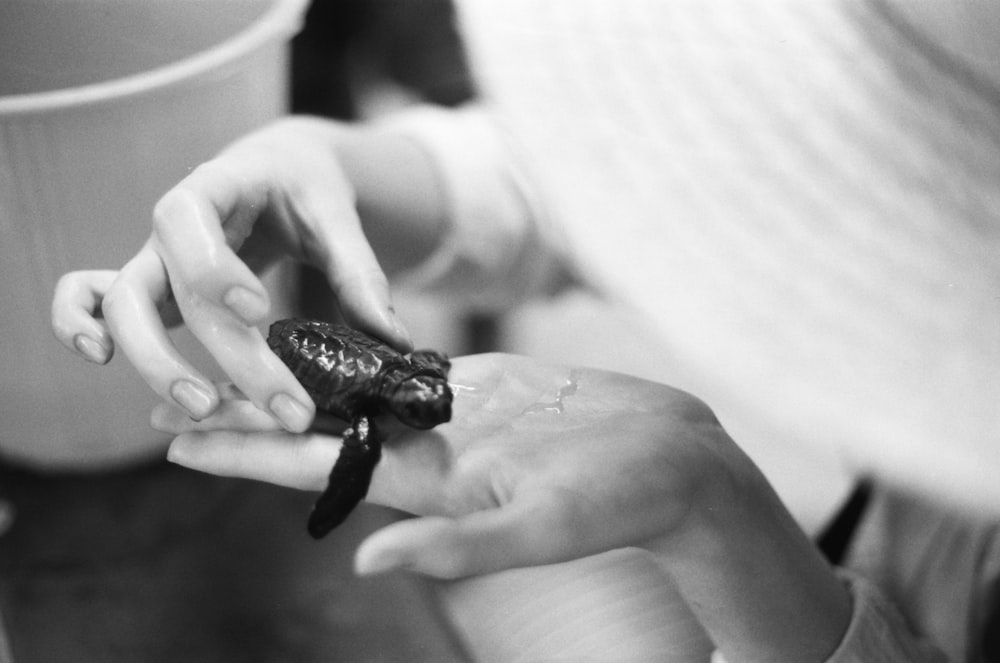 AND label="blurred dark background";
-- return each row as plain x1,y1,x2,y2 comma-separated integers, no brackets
291,0,474,118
